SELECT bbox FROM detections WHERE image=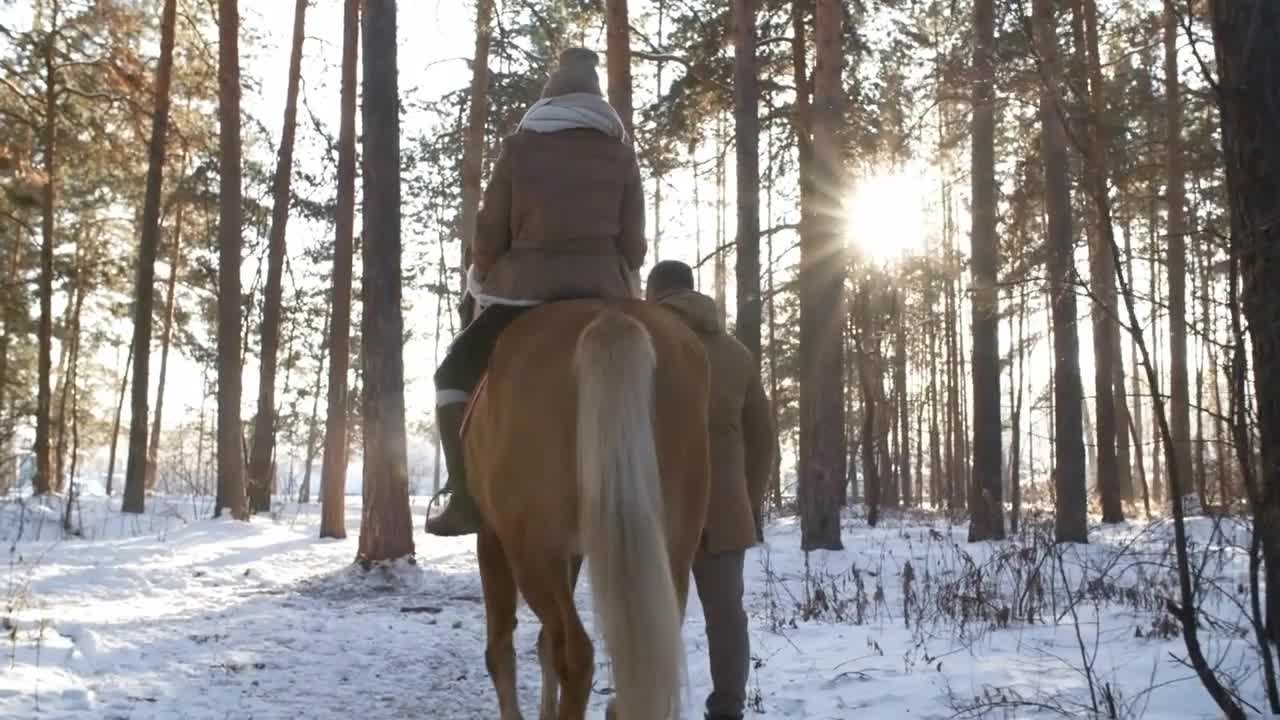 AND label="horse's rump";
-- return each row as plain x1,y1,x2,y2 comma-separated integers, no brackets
464,298,711,719
464,298,710,546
